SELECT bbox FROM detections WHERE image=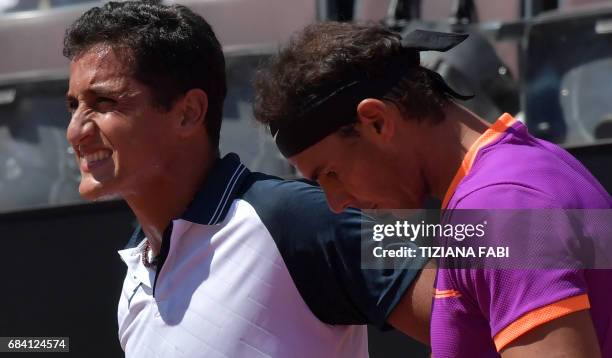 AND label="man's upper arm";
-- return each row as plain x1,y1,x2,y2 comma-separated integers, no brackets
387,259,436,345
245,178,430,331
